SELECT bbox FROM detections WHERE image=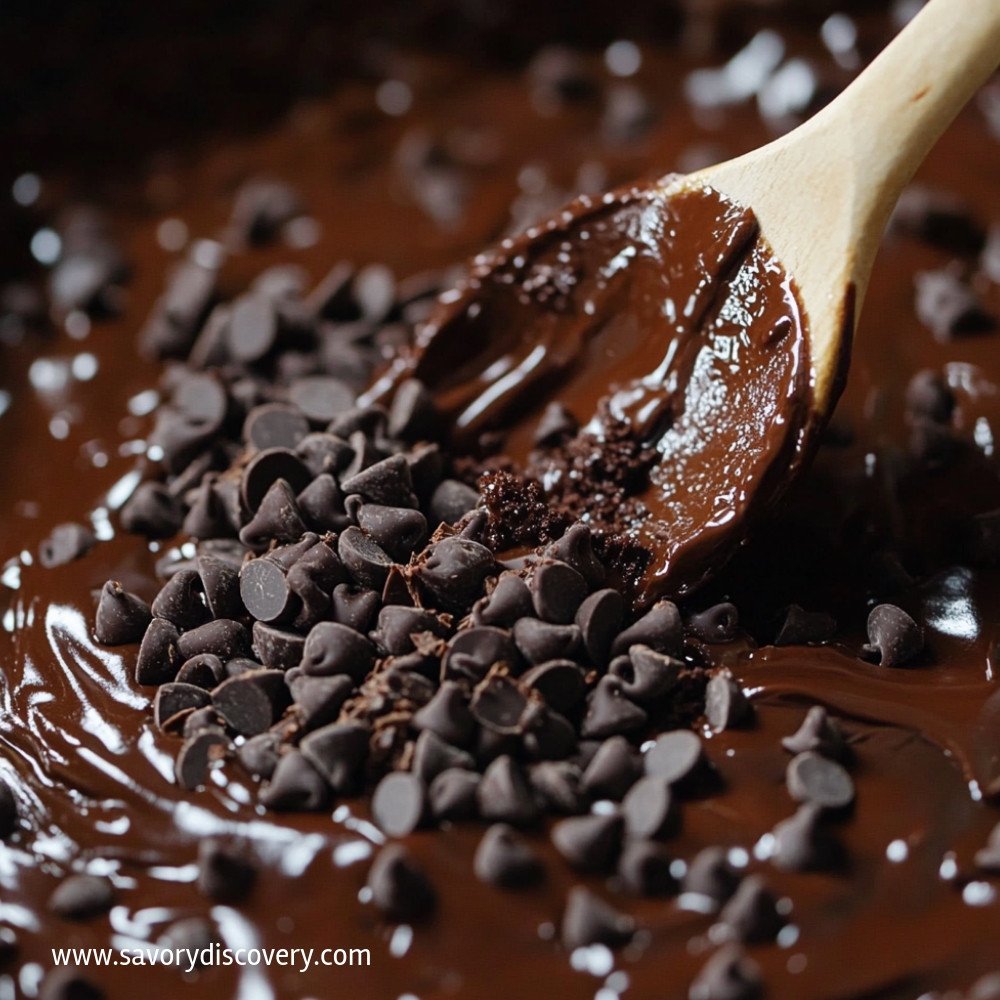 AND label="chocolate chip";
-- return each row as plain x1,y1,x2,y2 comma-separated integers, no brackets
251,621,306,670
521,660,586,714
239,479,308,549
771,804,840,871
175,729,229,789
300,721,370,793
781,706,848,760
862,603,924,667
212,670,287,736
905,369,955,424
0,925,17,965
546,525,605,589
552,812,623,872
530,561,588,624
717,875,783,943
367,843,436,921
120,481,183,539
240,556,296,624
688,603,739,643
774,604,837,646
534,401,578,446
332,584,381,633
644,730,706,791
477,755,538,826
471,823,543,888
522,704,577,761
413,681,475,747
296,432,354,478
705,671,753,731
151,569,209,630
575,589,624,666
227,293,278,362
914,269,995,340
689,944,762,1000
581,735,642,801
177,618,249,662
237,732,282,779
388,378,439,441
230,178,302,245
198,554,245,620
581,675,647,739
471,672,530,734
355,503,428,562
135,617,181,685
298,621,376,681
610,645,681,703
412,729,475,782
38,969,106,1000
243,403,311,450
622,775,678,839
429,767,481,821
530,760,586,813
158,916,217,956
39,522,96,568
513,619,582,665
611,600,682,657
298,475,349,533
372,772,428,836
153,682,211,730
338,526,393,590
469,576,530,631
288,673,352,732
682,847,739,904
353,263,396,322
371,607,441,656
561,886,634,950
47,873,114,921
891,185,985,254
415,536,495,612
183,705,222,736
786,751,854,810
197,839,257,902
443,627,519,681
283,376,354,426
341,454,416,508
94,581,152,645
241,448,313,512
0,779,18,839
428,479,480,525
259,751,329,811
617,840,676,896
